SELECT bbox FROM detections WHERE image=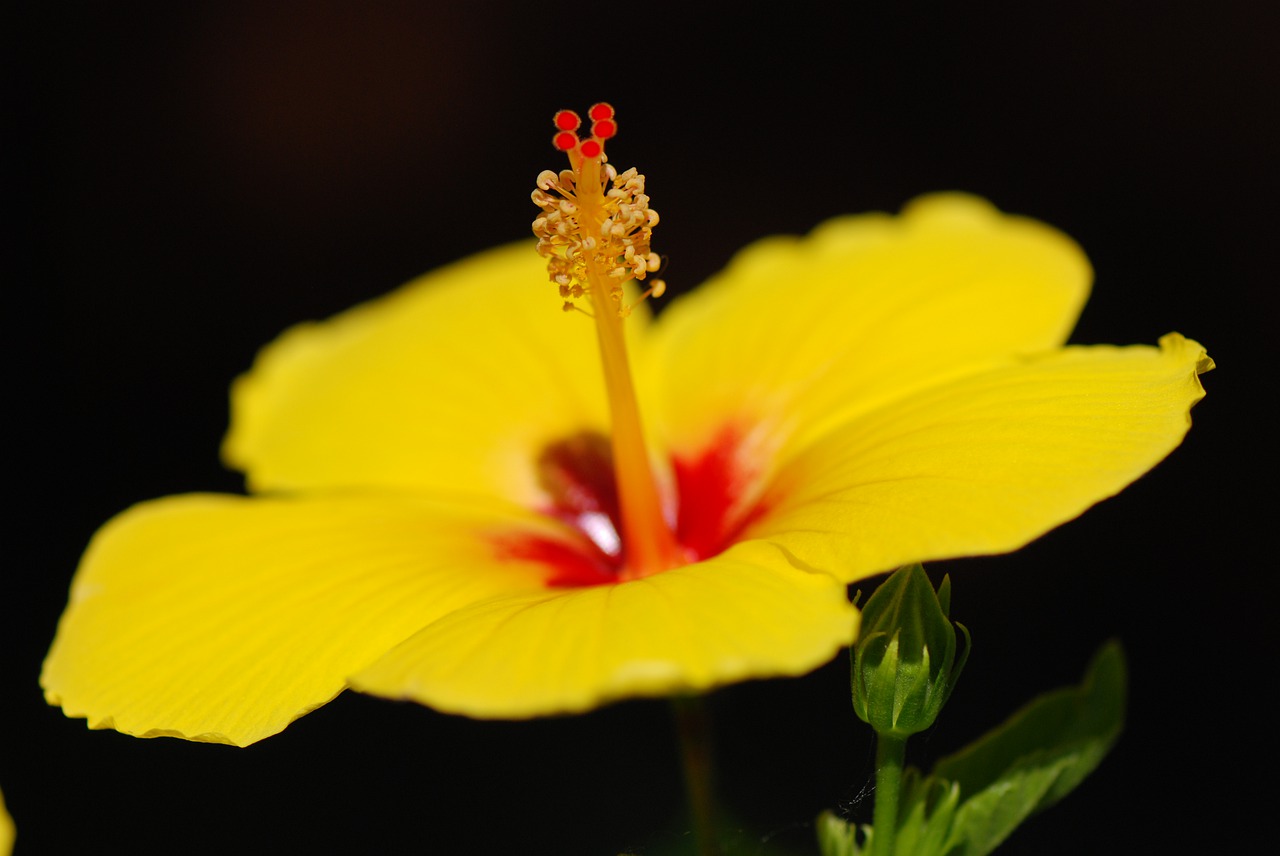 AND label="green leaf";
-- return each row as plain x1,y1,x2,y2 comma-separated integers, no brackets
894,770,960,856
816,810,866,856
933,641,1127,856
